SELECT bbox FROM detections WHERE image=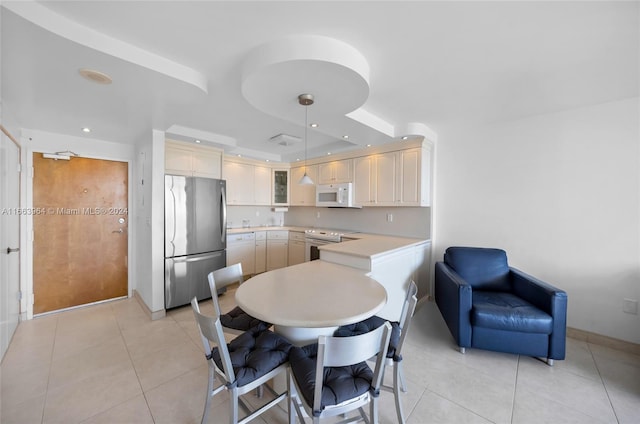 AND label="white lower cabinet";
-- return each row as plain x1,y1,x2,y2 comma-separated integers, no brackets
266,231,288,271
288,231,306,266
255,231,266,274
226,233,256,275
